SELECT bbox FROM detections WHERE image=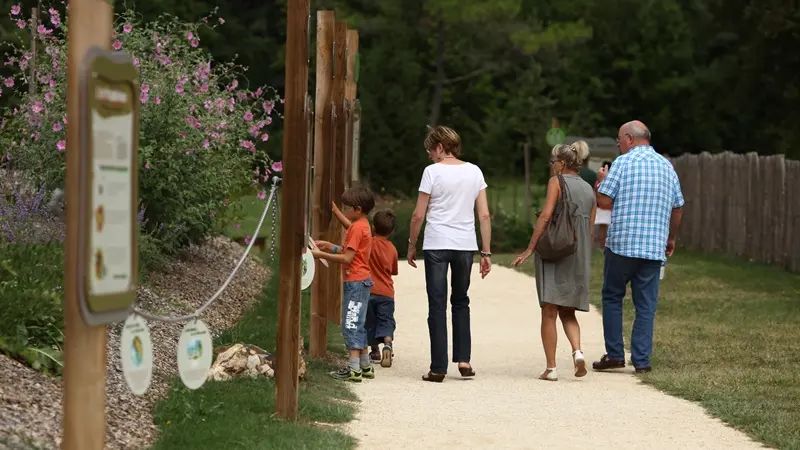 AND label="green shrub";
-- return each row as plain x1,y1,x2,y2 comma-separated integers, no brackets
0,243,64,375
0,6,281,254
